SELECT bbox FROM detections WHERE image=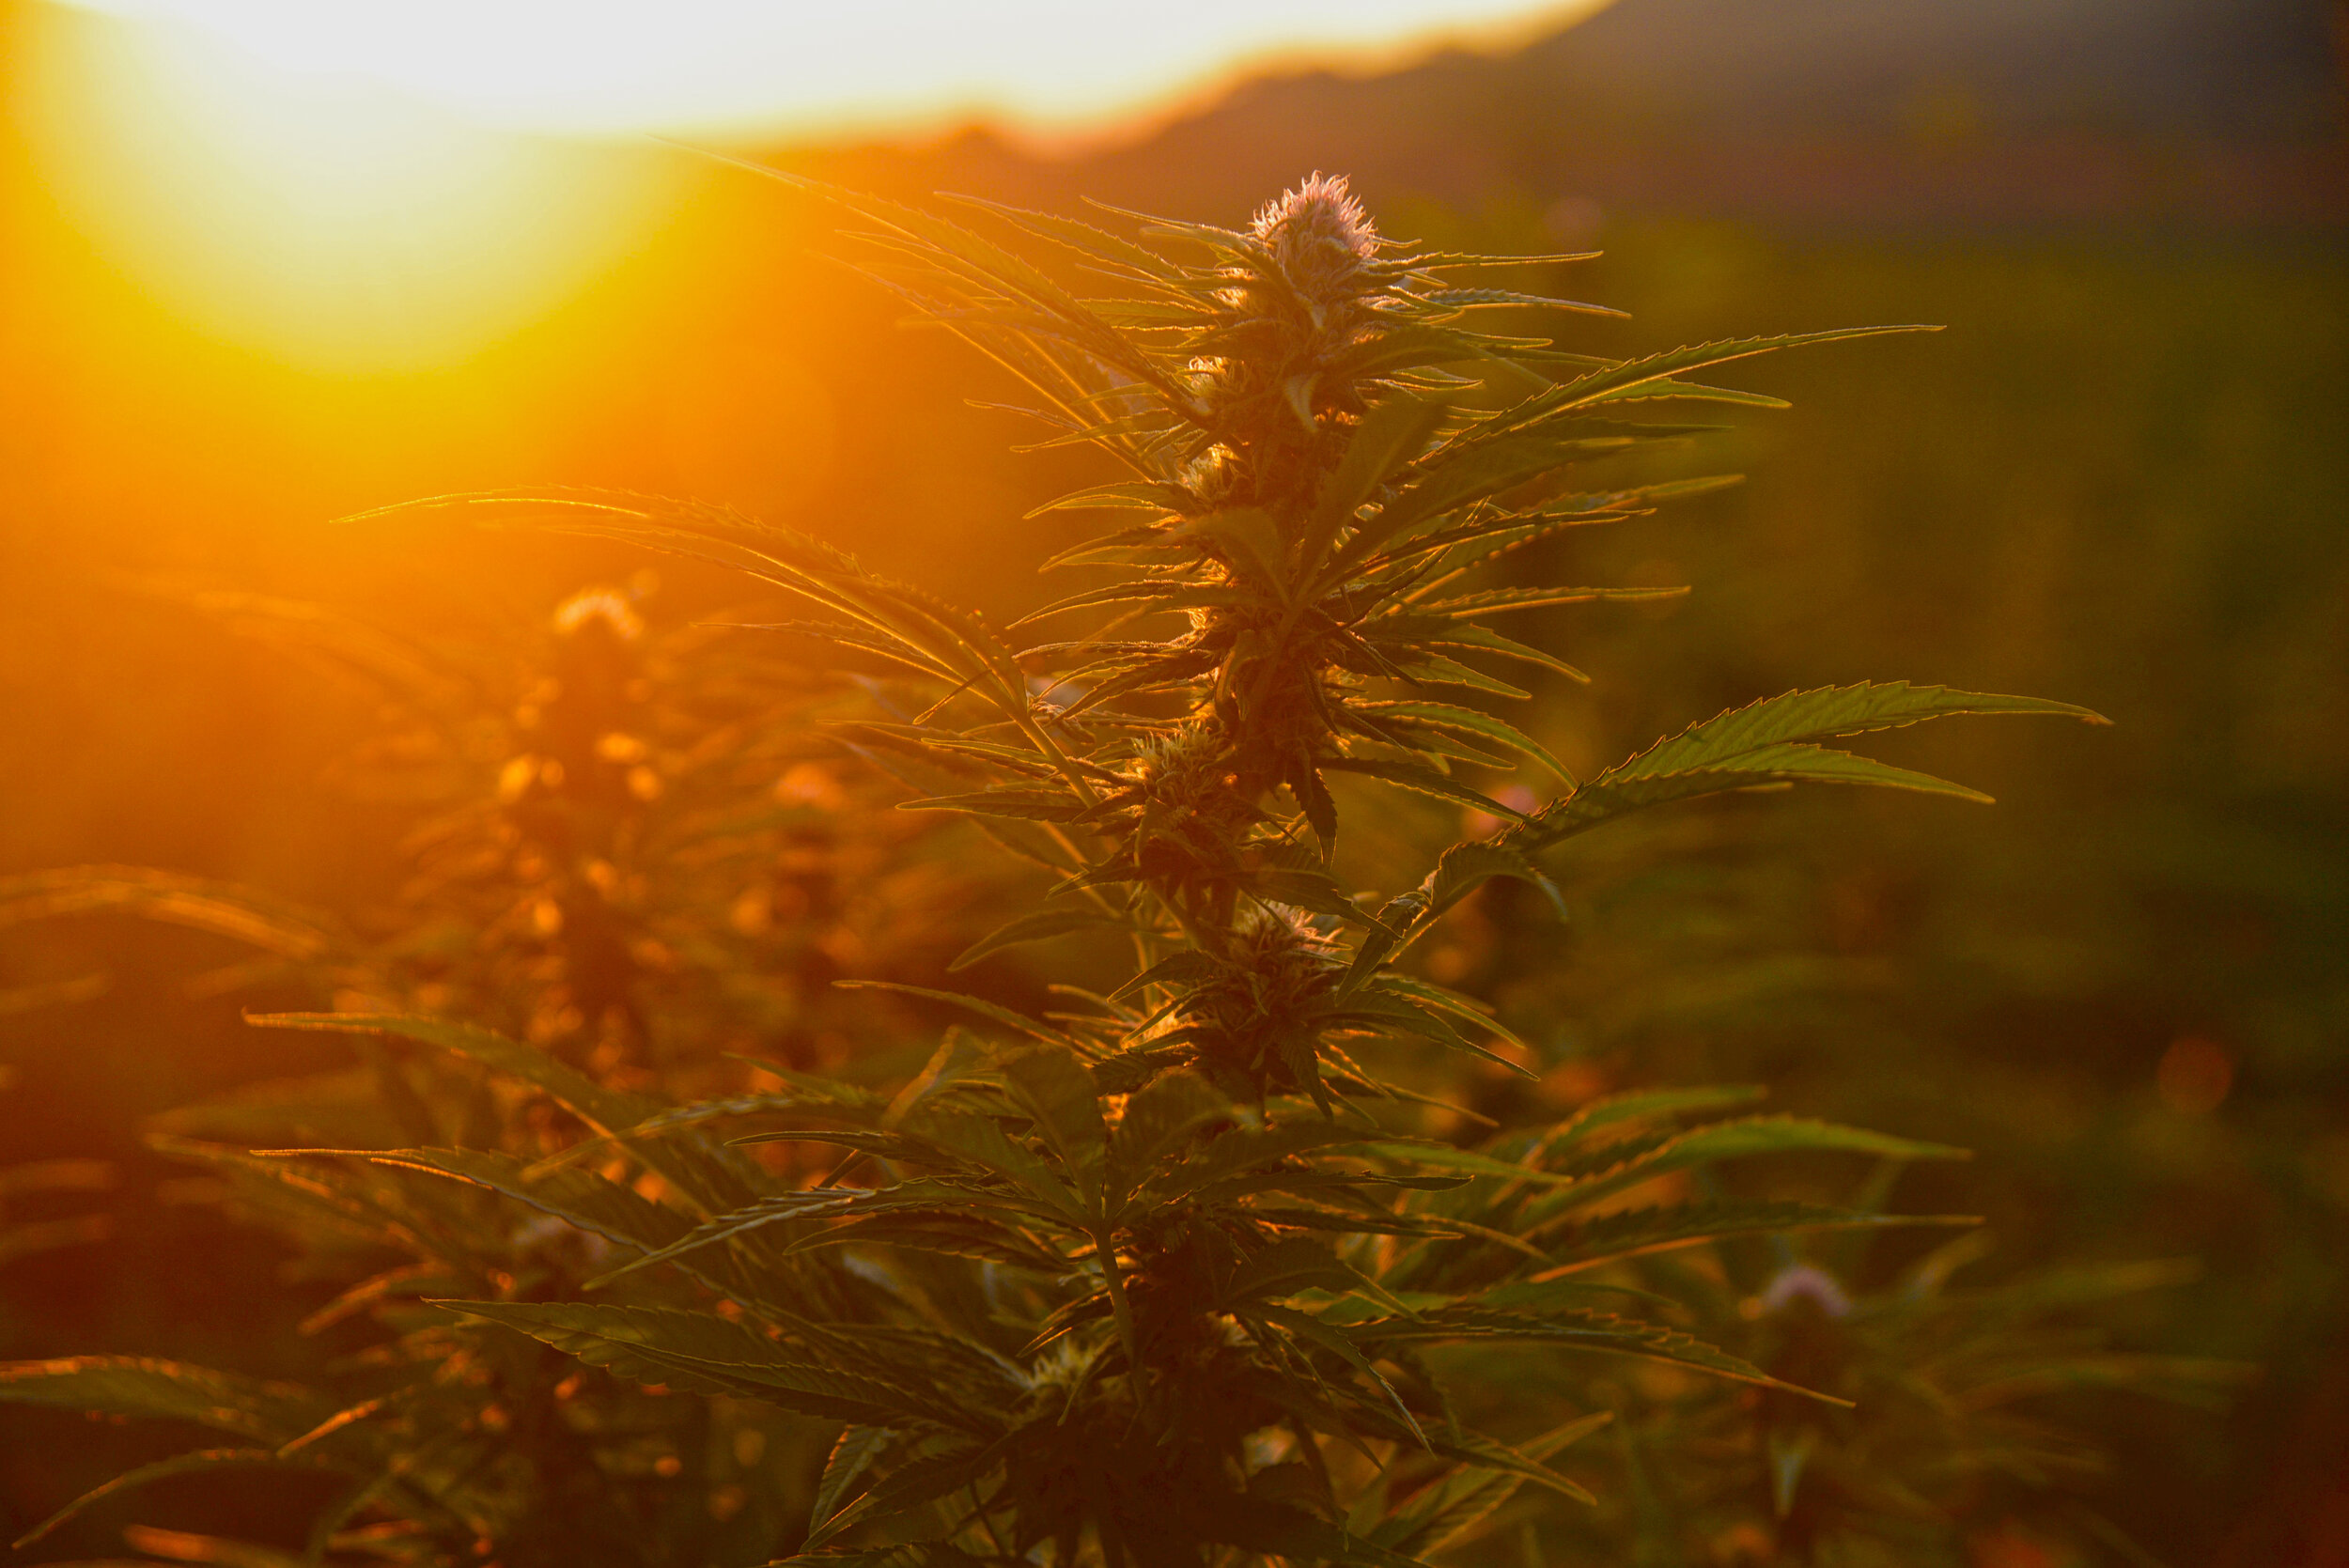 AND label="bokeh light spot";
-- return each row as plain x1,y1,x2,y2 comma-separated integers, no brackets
2156,1035,2234,1116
